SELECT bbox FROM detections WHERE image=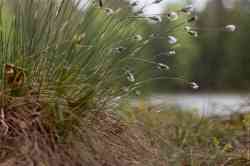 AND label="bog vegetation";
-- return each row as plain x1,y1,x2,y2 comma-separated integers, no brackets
0,0,248,165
